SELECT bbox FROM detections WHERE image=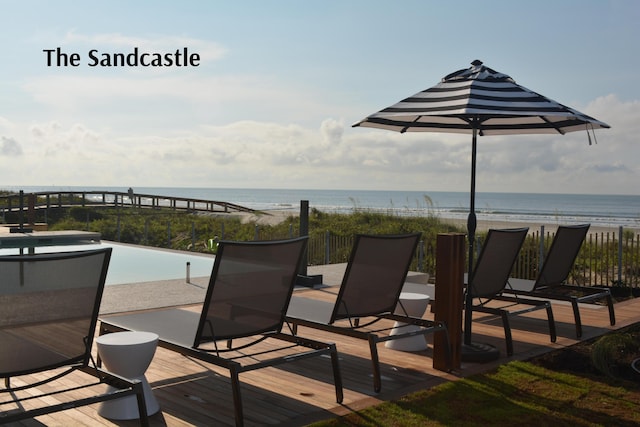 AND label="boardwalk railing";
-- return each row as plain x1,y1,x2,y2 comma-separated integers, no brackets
0,191,256,222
